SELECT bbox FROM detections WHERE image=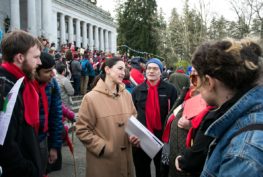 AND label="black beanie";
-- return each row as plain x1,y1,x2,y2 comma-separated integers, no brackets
38,52,55,70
